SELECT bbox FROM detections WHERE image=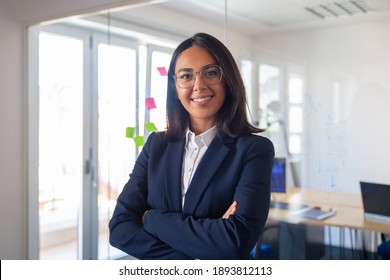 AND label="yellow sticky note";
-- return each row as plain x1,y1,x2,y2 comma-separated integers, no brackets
133,136,145,147
145,122,158,132
125,127,136,138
